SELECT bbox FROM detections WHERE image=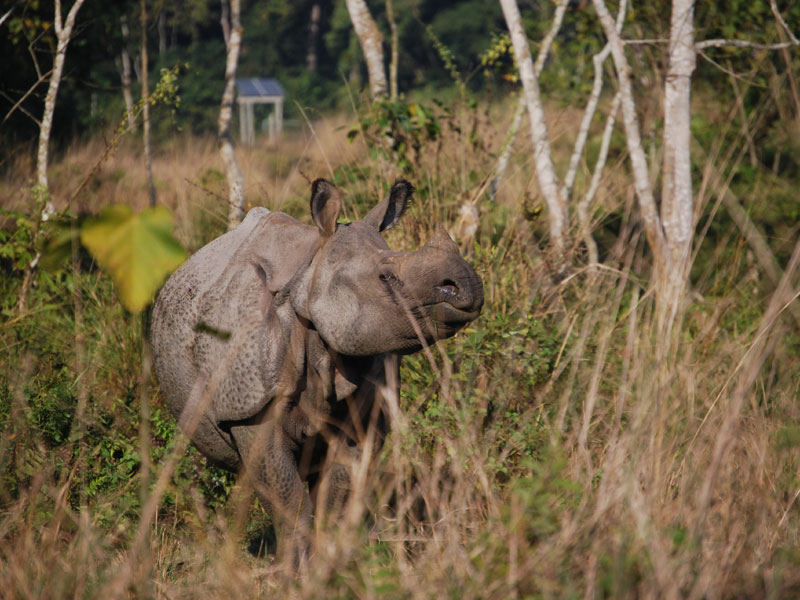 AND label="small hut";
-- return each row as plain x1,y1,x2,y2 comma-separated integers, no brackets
235,78,285,145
